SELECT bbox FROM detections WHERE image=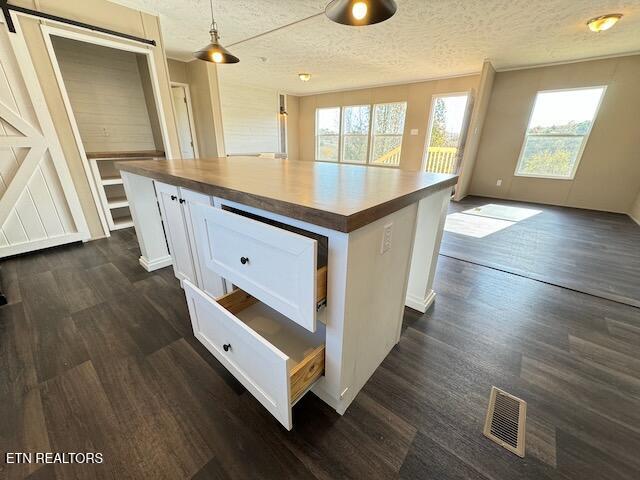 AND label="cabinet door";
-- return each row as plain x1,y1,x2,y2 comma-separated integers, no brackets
155,182,195,283
180,188,226,298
